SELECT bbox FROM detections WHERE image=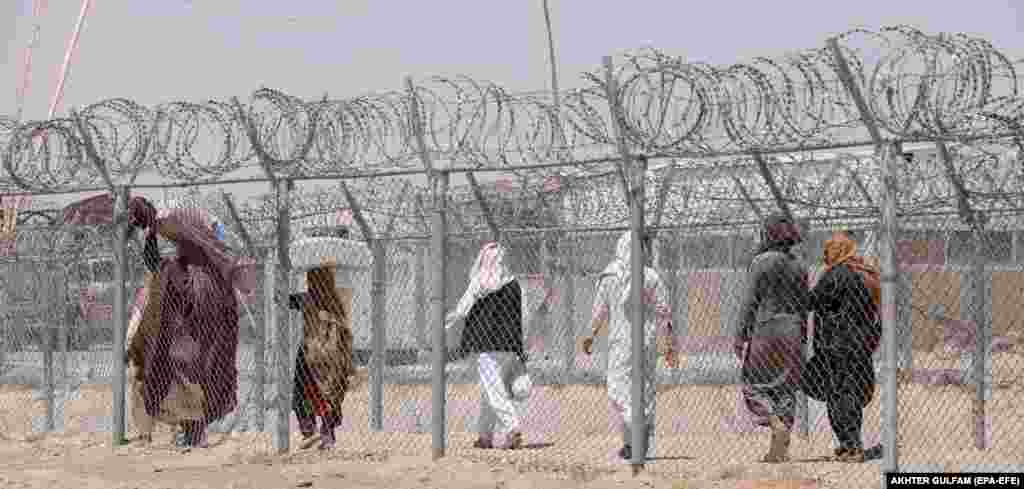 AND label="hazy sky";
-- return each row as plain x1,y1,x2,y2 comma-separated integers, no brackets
2,0,1023,208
